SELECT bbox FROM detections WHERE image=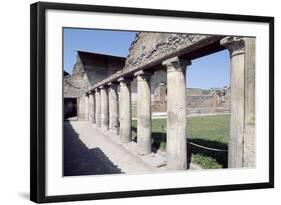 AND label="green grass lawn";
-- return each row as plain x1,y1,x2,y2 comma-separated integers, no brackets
132,114,230,169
